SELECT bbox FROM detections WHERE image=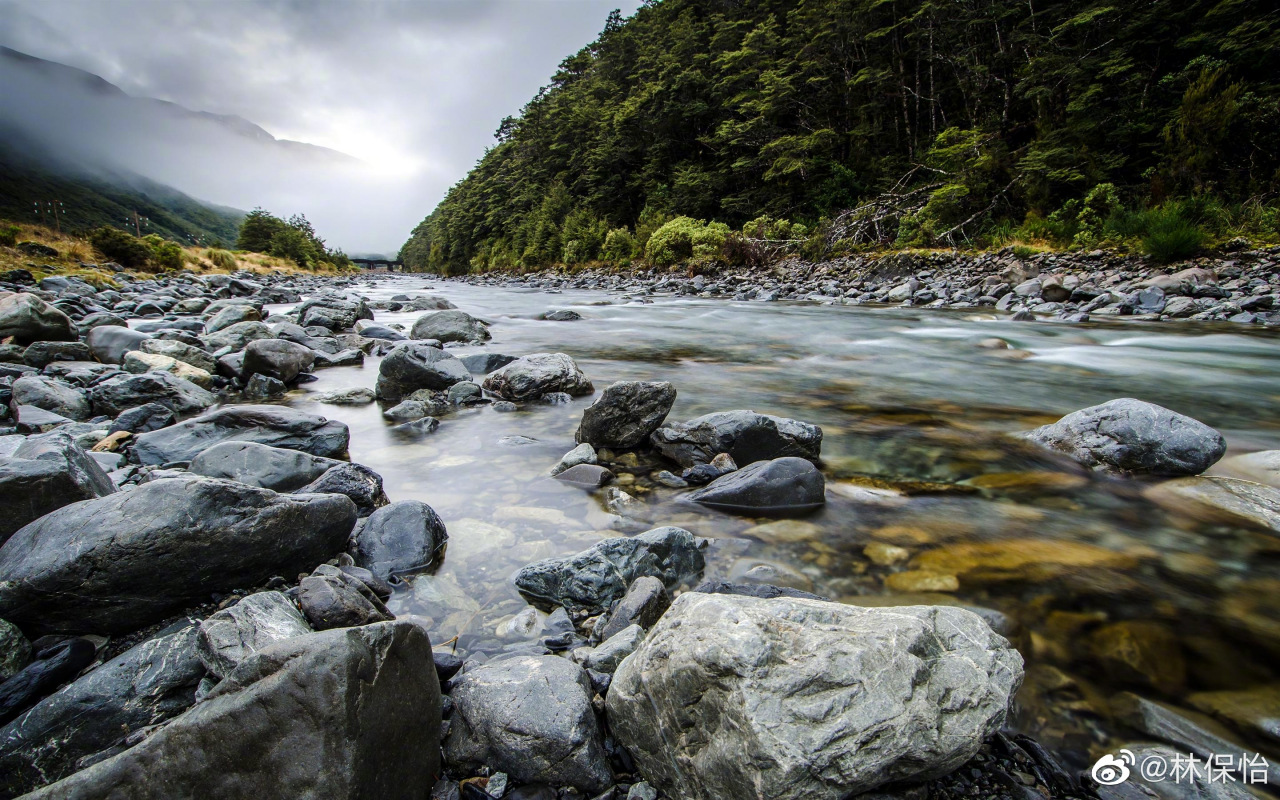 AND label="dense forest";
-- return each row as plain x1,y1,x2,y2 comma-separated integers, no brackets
401,0,1280,274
